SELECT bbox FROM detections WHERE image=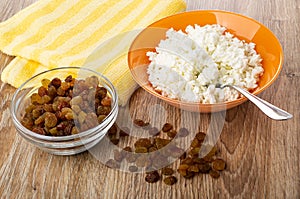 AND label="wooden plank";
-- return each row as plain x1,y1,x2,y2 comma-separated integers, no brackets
0,0,299,198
